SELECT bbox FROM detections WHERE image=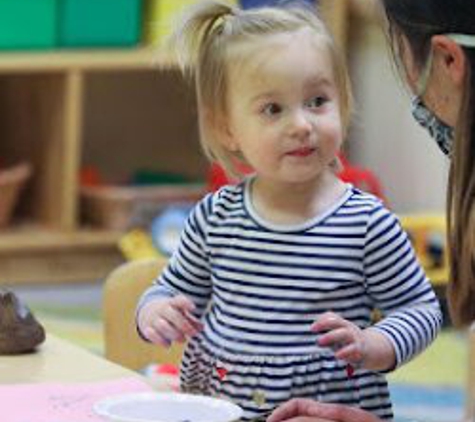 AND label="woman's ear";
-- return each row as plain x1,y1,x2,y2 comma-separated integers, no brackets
431,35,466,87
425,35,467,126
